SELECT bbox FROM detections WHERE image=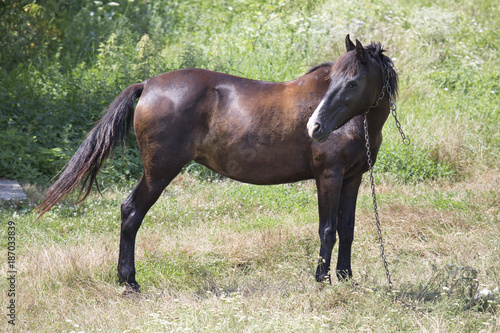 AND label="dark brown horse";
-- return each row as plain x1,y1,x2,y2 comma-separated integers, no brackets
38,35,397,292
